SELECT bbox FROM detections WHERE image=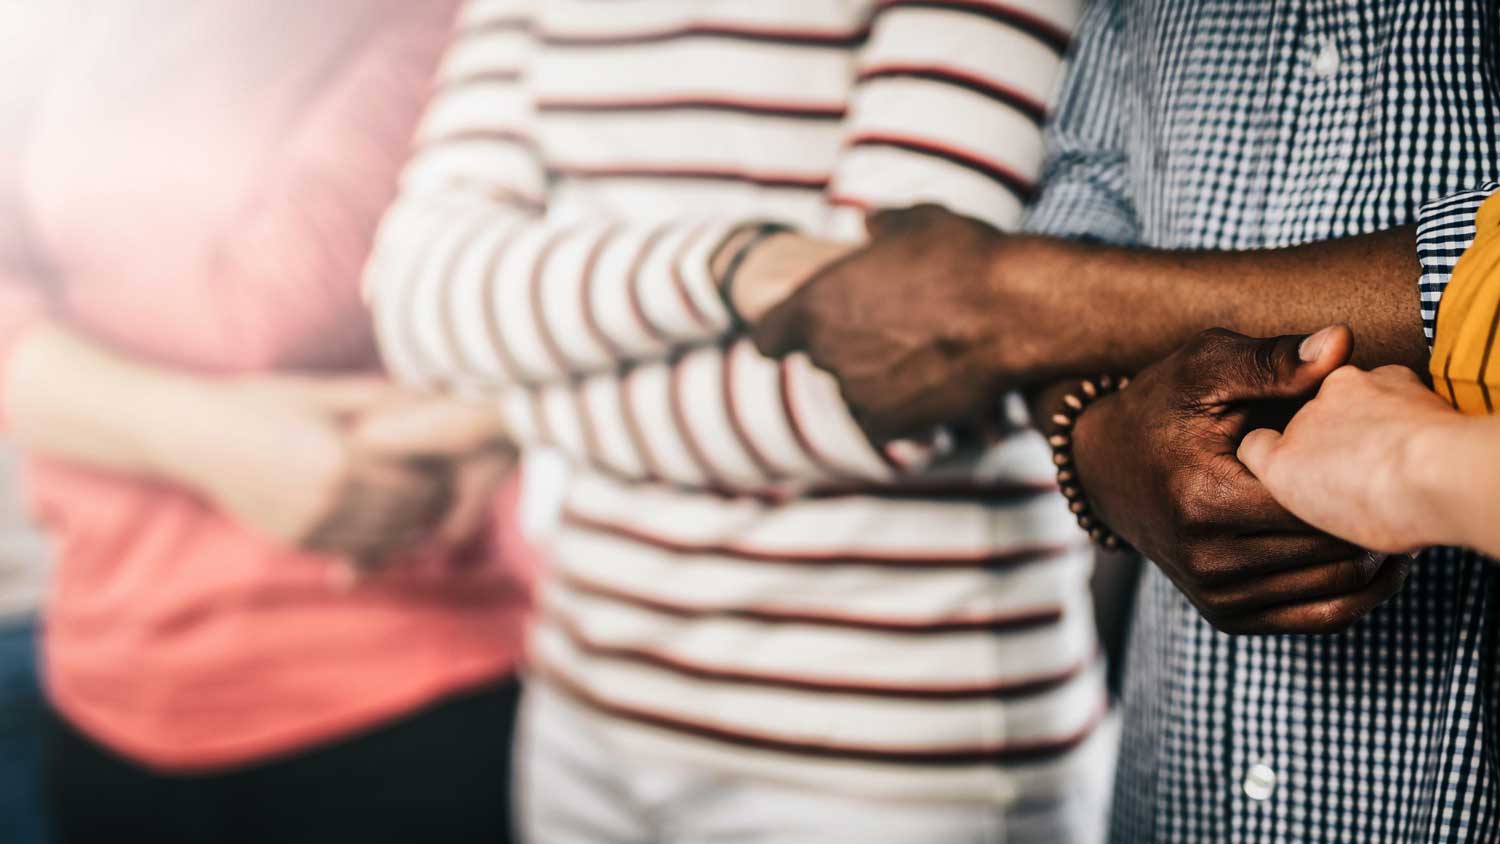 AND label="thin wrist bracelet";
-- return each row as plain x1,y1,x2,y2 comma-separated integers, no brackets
716,222,792,330
1047,374,1134,552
